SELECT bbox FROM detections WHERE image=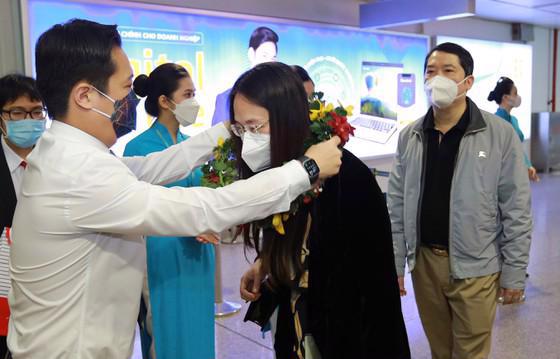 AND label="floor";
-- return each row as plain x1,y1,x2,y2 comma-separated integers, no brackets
132,173,560,359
